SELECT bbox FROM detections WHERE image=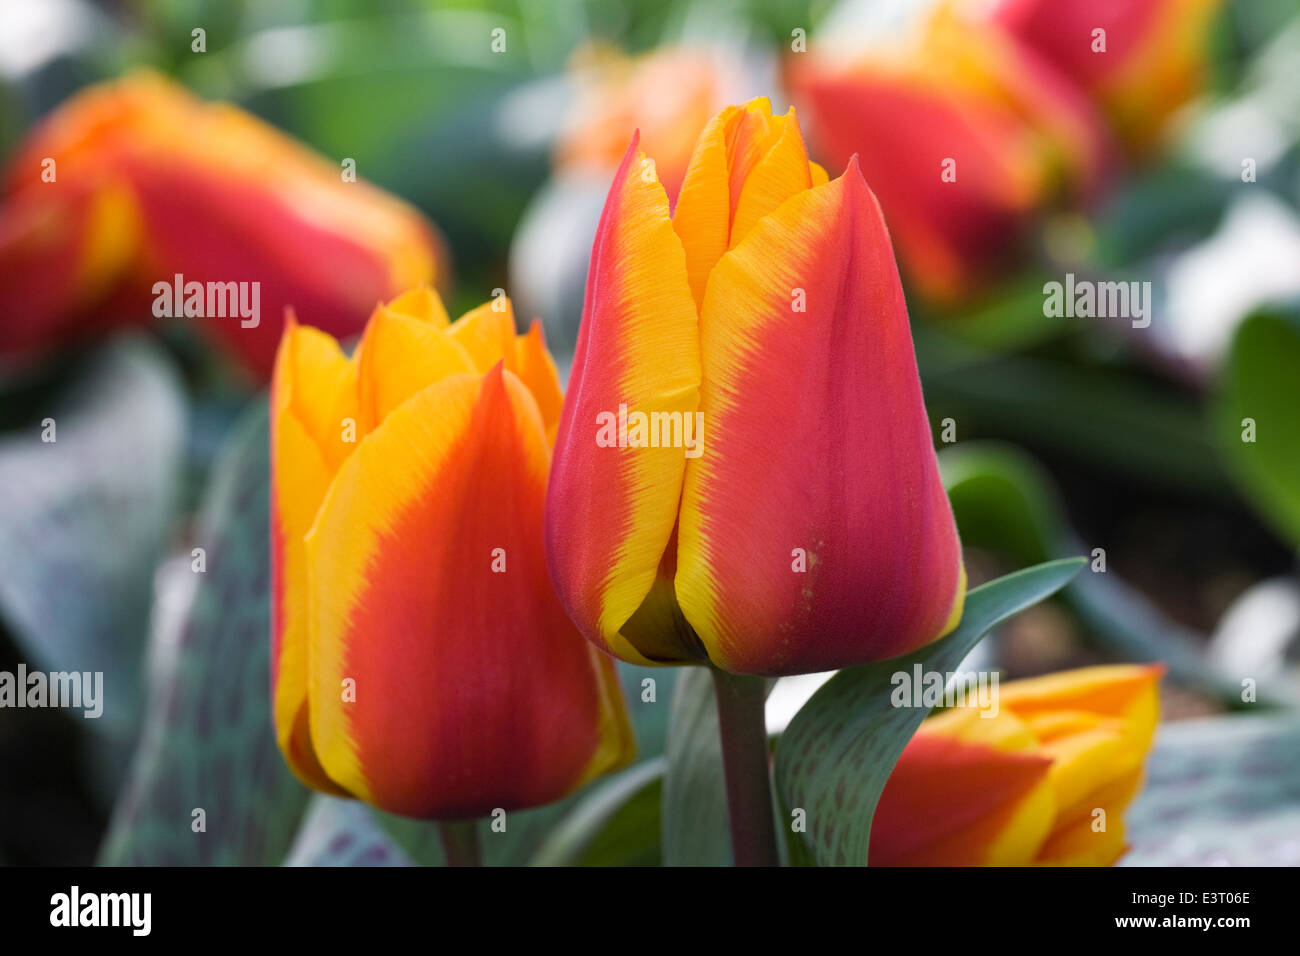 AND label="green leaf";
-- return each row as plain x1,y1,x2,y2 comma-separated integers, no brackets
773,558,1085,867
938,442,1062,567
98,401,311,865
0,337,185,735
661,667,733,867
1215,309,1300,548
917,344,1228,496
529,758,665,866
913,274,1068,353
1122,715,1300,866
939,442,1286,707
